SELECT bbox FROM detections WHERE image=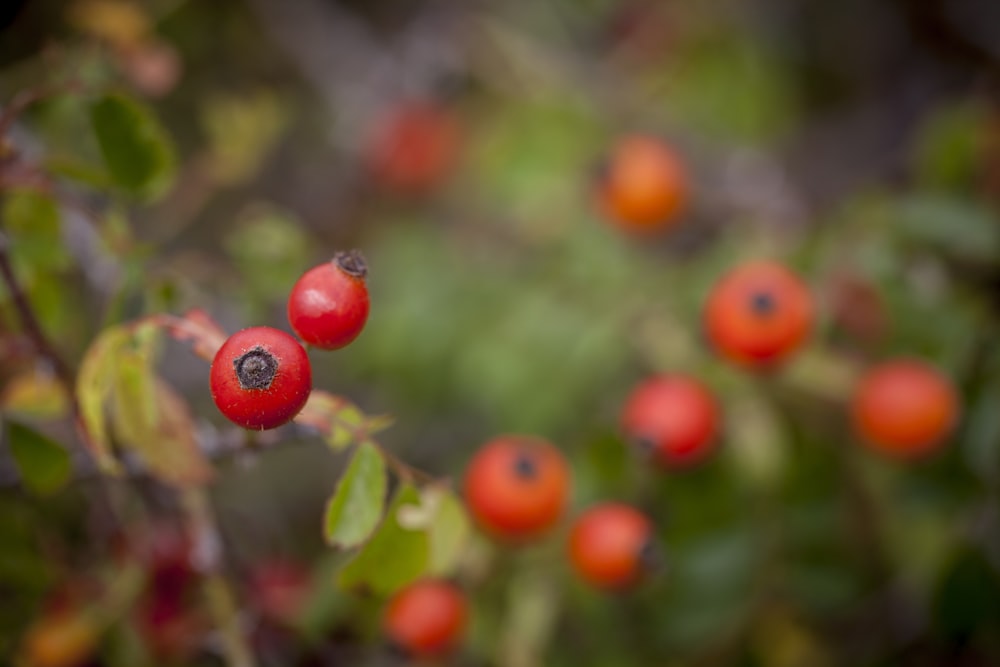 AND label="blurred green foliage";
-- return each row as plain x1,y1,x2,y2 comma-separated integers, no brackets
1,0,1000,666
